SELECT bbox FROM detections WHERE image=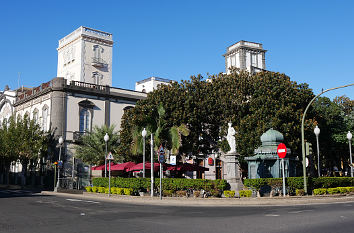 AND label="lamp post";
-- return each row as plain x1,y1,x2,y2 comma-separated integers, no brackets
314,125,321,177
104,133,109,178
55,136,64,191
151,133,154,197
347,131,353,177
301,83,354,194
142,128,147,178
